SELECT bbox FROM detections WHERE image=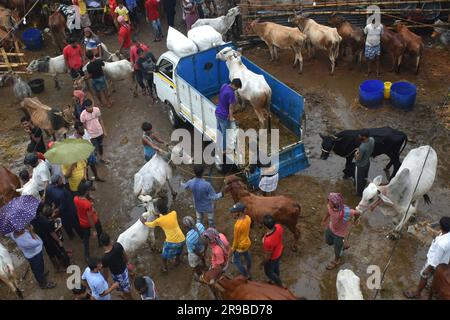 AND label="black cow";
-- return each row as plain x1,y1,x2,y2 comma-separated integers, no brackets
320,127,408,180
